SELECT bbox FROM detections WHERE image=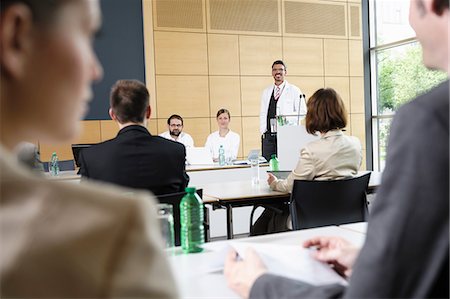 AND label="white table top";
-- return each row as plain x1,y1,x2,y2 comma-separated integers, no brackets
168,225,366,298
339,222,368,234
201,180,288,201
